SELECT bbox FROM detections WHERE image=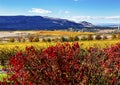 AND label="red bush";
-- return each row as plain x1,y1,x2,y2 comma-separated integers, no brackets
3,42,120,85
